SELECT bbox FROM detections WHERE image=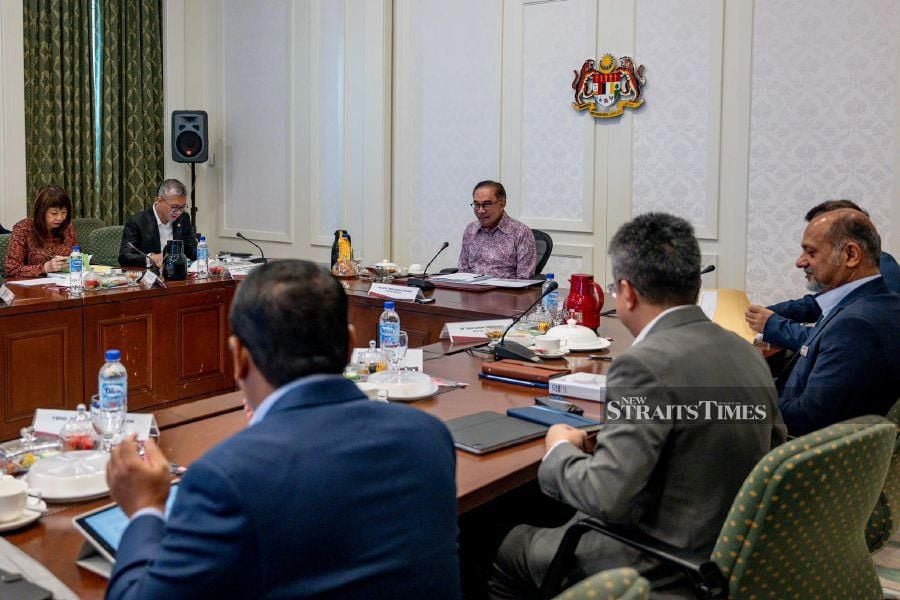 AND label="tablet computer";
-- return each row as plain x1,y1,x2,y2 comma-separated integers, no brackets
72,483,180,564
